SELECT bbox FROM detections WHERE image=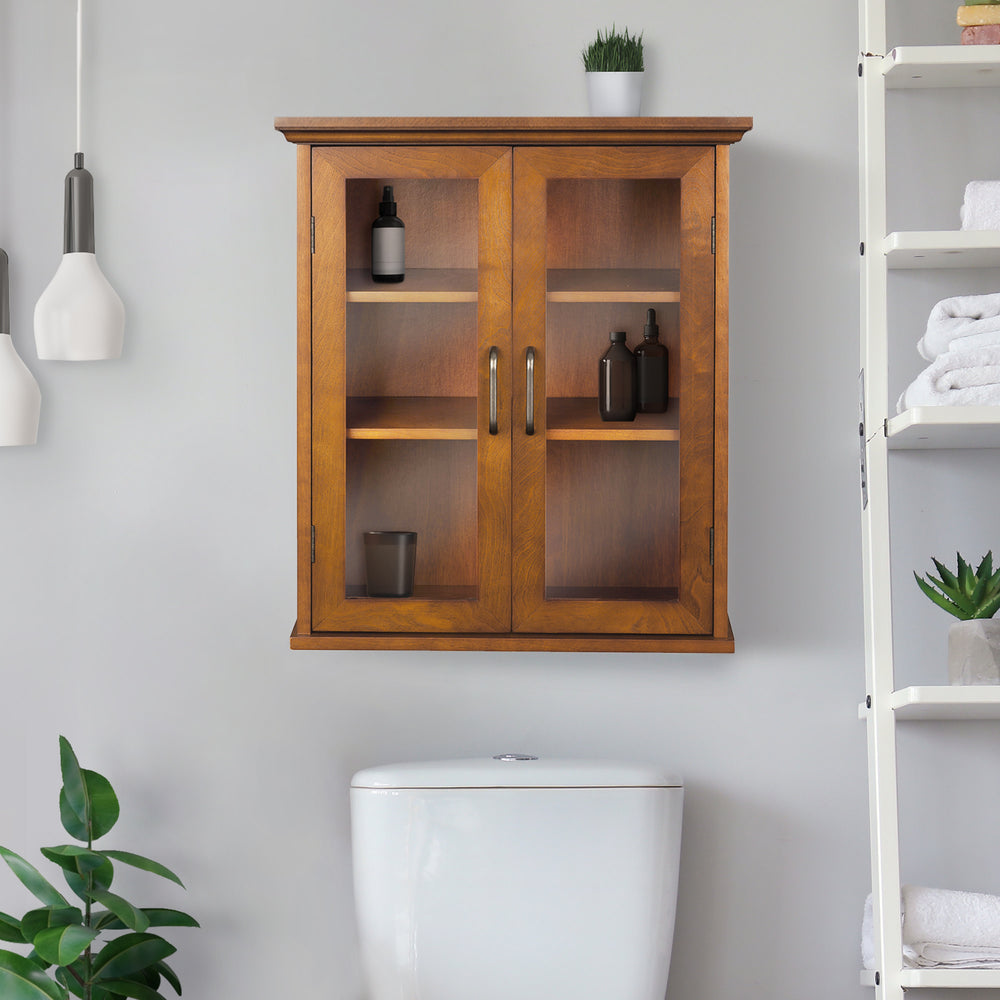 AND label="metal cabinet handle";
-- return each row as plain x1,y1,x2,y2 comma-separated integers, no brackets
489,346,498,435
525,346,535,436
